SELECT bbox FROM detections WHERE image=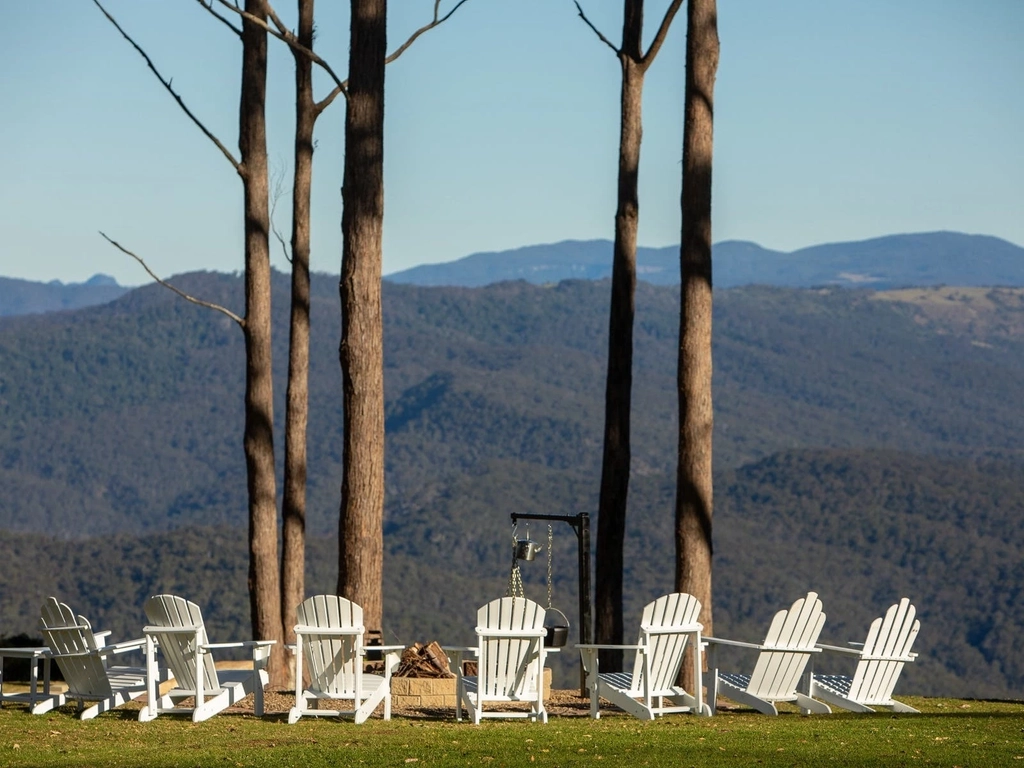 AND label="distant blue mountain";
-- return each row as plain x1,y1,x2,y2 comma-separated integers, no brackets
0,274,129,317
386,232,1024,289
